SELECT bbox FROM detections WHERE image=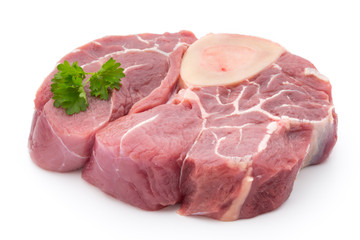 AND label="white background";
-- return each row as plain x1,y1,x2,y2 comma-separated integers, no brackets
1,0,359,239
